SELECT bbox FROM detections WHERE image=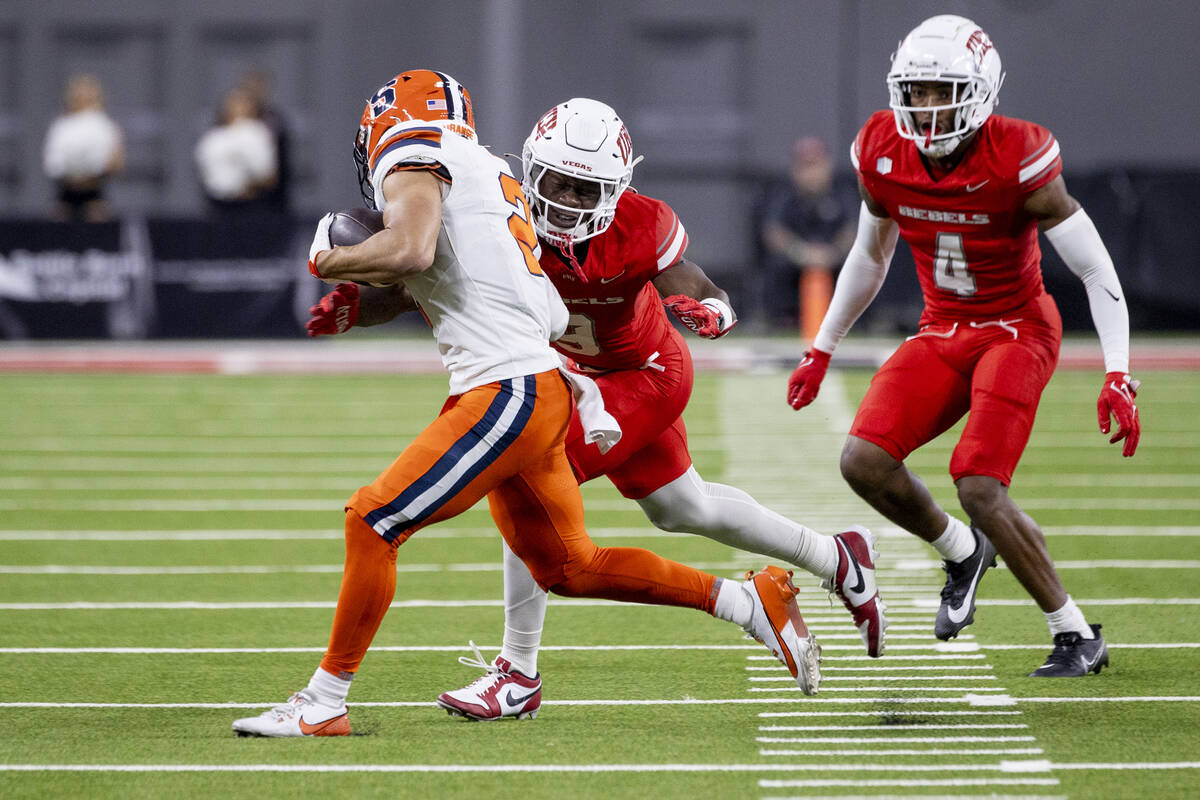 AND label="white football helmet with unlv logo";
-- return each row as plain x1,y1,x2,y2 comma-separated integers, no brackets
887,14,1005,157
521,98,643,248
